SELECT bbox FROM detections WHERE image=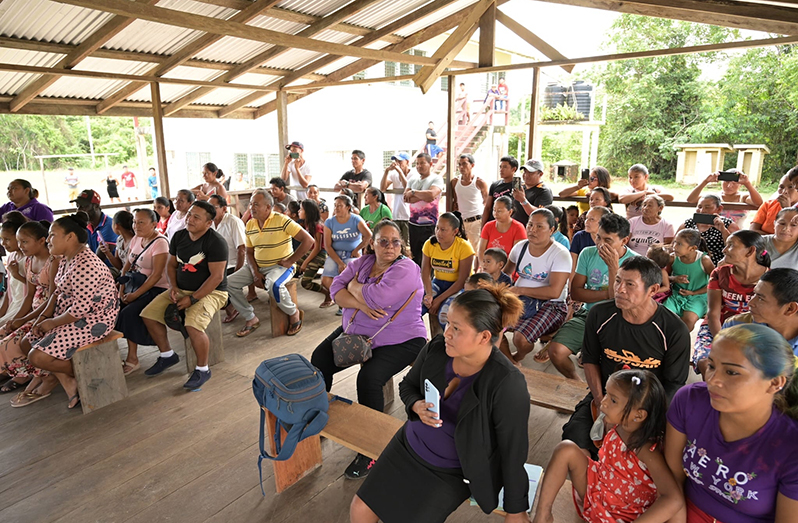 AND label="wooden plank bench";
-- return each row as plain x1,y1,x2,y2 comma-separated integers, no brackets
269,279,298,338
183,310,224,372
72,330,128,415
519,367,588,414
